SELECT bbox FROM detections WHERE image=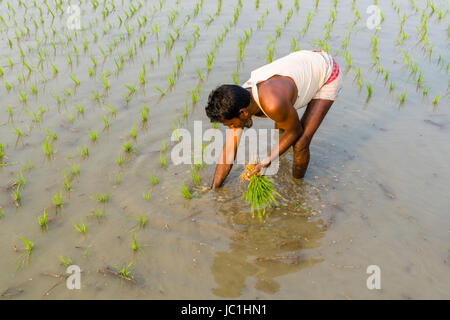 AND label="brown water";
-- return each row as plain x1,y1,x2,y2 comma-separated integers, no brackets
0,0,449,299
